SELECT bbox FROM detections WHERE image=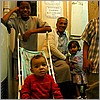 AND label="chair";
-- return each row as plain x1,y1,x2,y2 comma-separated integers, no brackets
17,32,56,99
